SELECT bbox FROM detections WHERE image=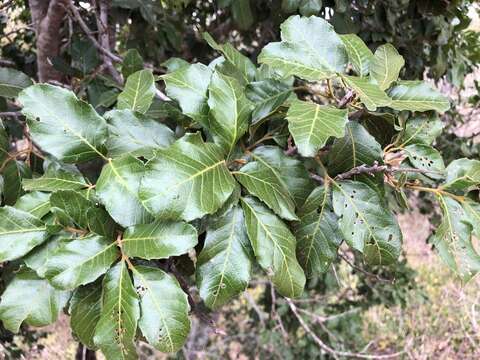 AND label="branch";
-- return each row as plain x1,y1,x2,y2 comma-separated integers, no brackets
334,161,440,181
338,252,394,284
286,298,407,359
